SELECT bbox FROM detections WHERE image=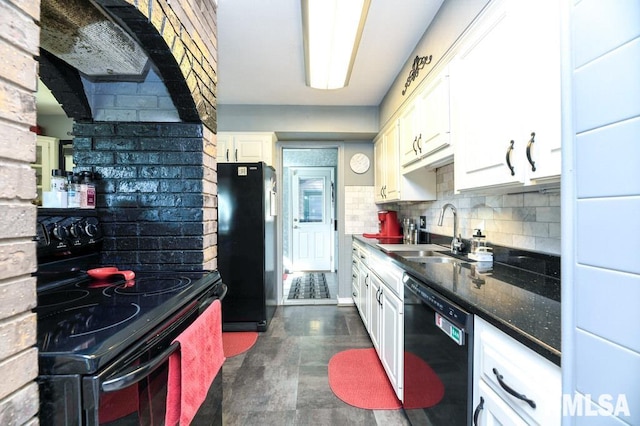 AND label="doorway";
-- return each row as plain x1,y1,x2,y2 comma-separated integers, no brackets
282,148,338,305
291,166,334,271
